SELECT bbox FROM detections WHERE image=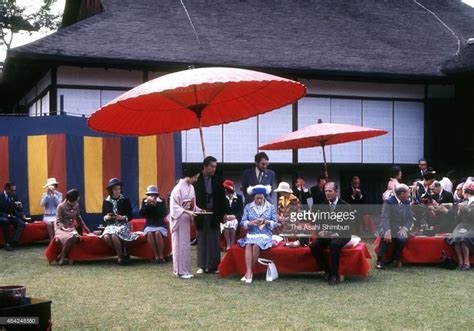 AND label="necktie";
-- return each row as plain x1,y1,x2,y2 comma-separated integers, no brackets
330,202,336,212
257,171,263,184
